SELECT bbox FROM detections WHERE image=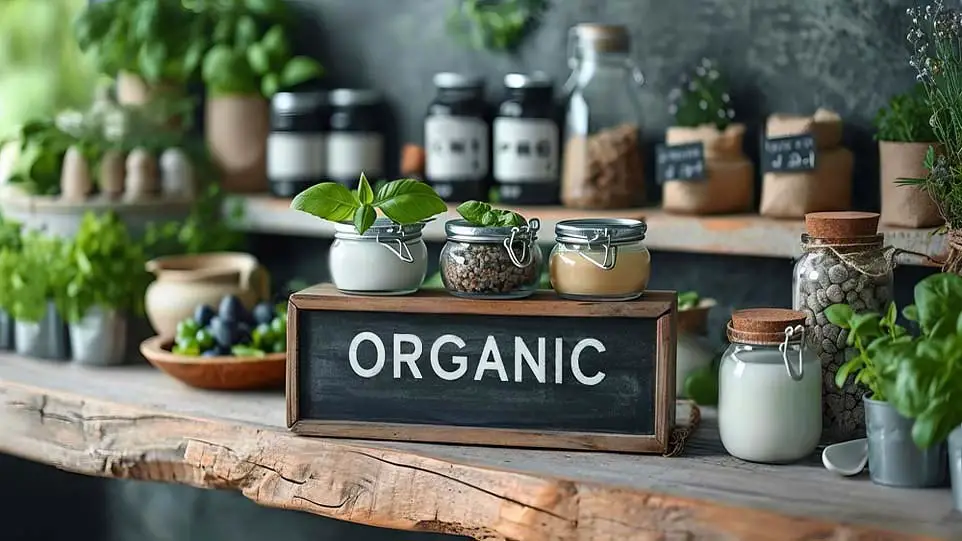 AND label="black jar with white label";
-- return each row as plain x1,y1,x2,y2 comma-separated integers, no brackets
326,89,385,189
425,73,490,202
493,73,560,205
268,91,326,198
